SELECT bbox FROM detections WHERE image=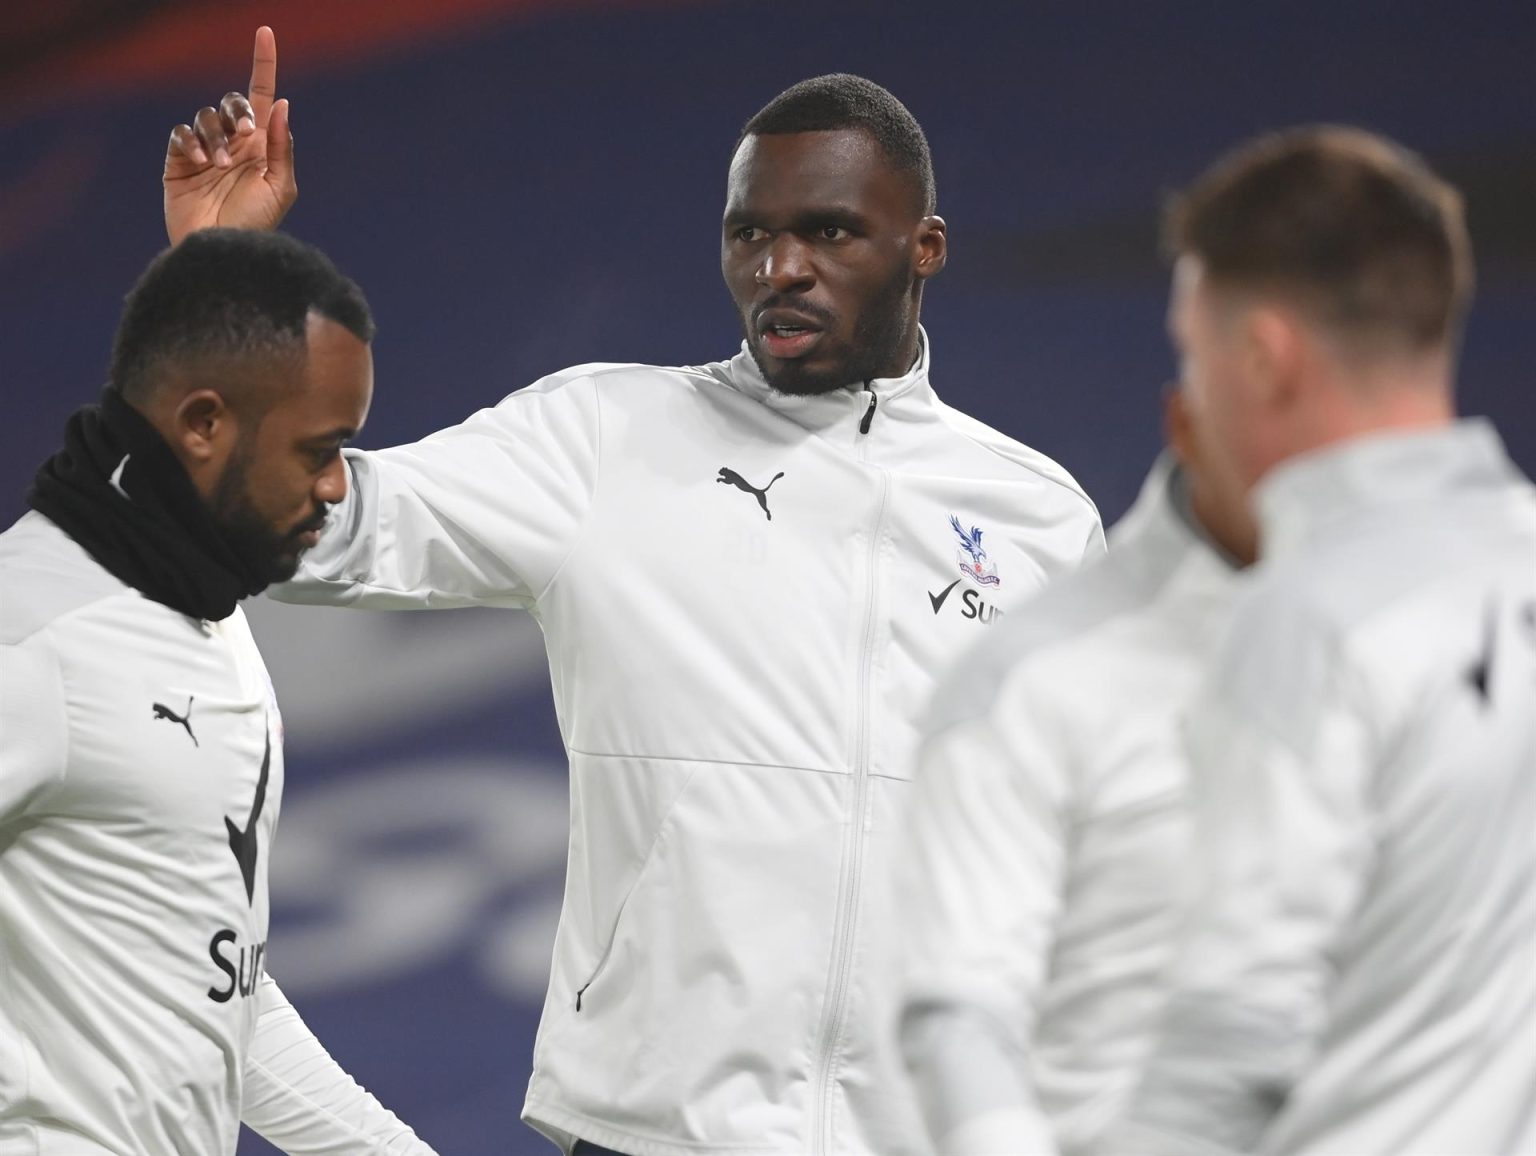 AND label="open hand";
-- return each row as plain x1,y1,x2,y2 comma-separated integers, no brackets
164,26,295,244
